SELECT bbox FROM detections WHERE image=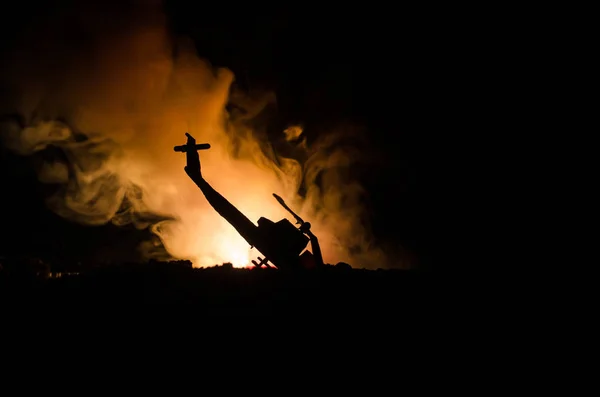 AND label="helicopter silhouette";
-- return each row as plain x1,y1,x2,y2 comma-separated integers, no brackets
175,132,323,270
